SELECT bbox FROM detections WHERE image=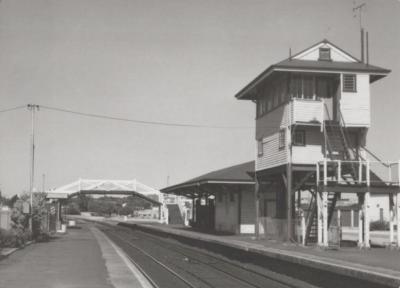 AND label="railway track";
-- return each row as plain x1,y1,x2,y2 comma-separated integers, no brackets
95,222,315,288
